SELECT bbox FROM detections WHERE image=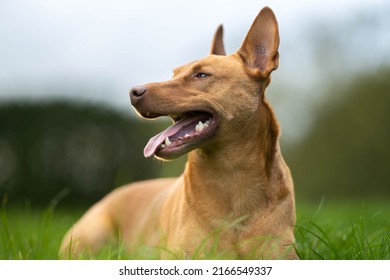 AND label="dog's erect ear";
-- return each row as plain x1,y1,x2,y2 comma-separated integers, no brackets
237,7,279,77
210,25,226,56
